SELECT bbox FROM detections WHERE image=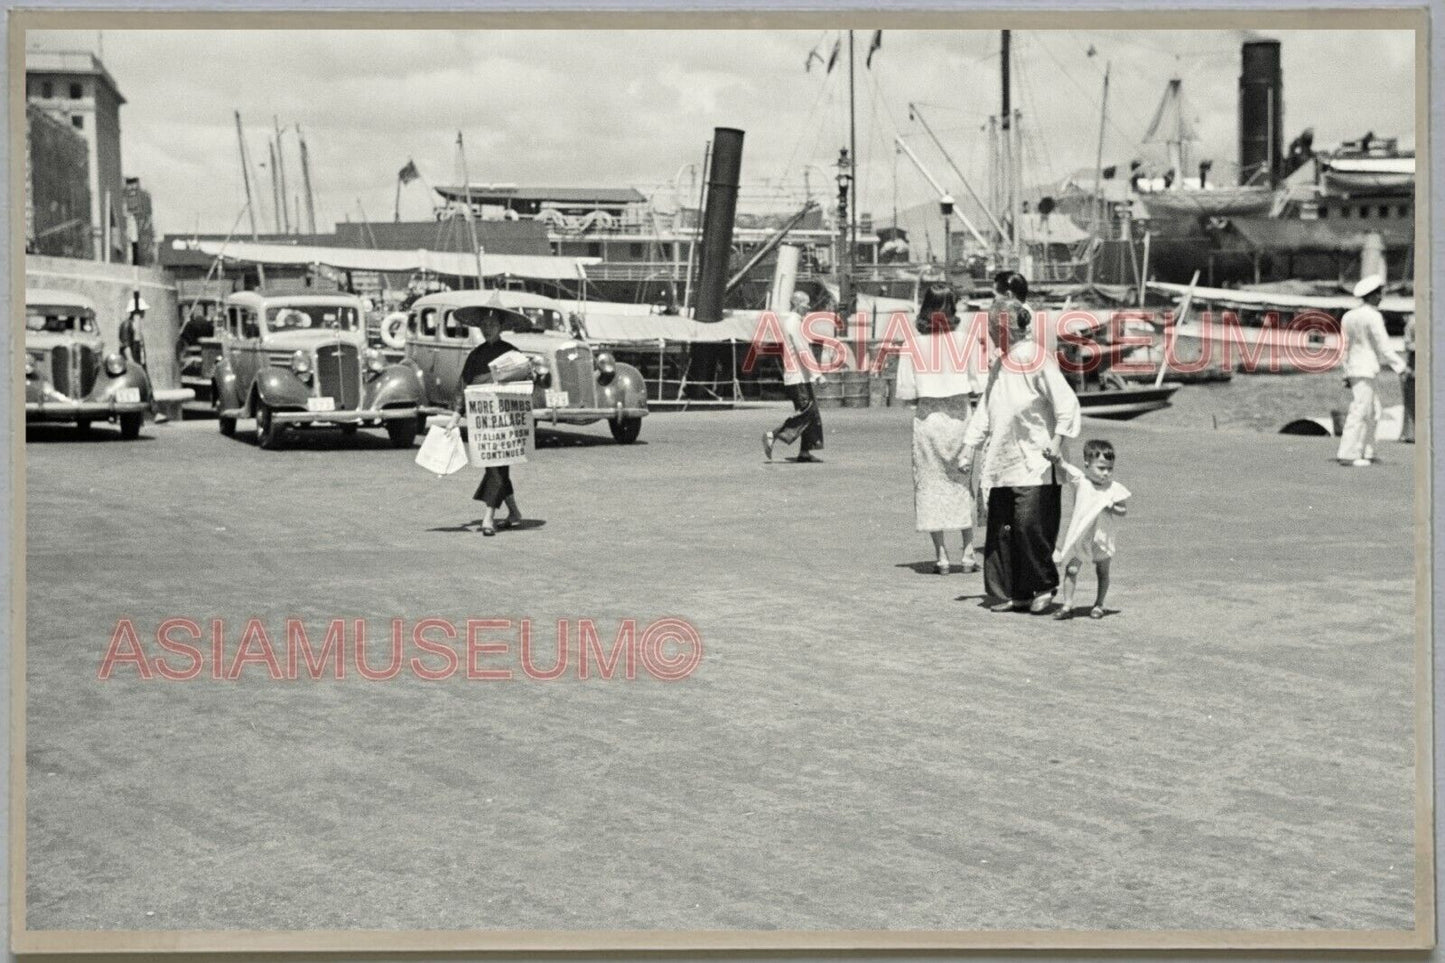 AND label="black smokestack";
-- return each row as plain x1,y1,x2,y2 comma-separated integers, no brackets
692,127,744,323
1239,39,1283,186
